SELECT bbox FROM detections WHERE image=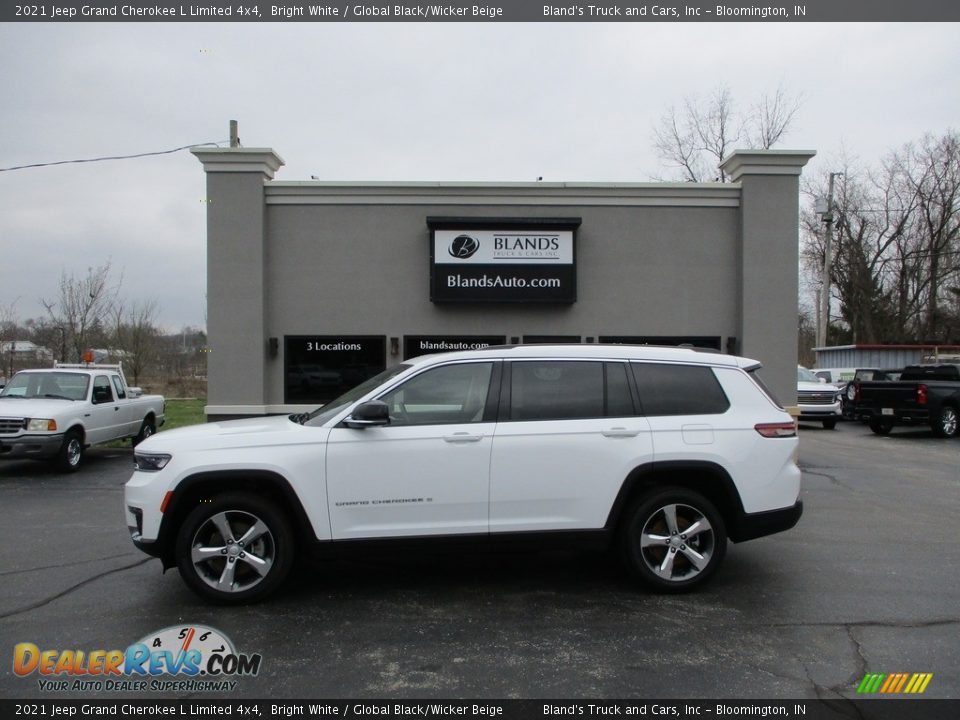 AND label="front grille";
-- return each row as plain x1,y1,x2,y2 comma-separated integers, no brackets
0,417,26,434
798,392,836,406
